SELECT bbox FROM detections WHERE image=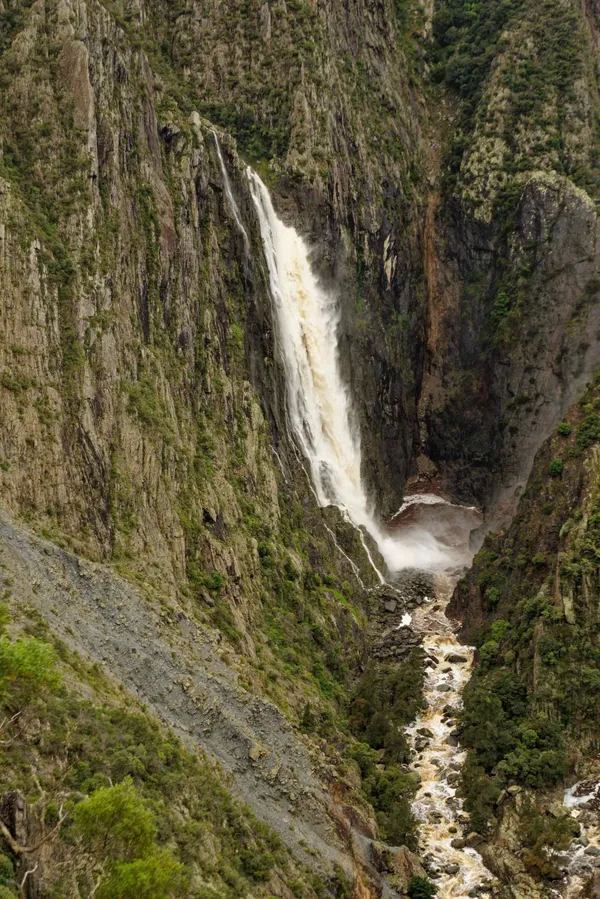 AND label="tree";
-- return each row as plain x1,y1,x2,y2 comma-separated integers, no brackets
73,780,156,861
96,850,186,899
